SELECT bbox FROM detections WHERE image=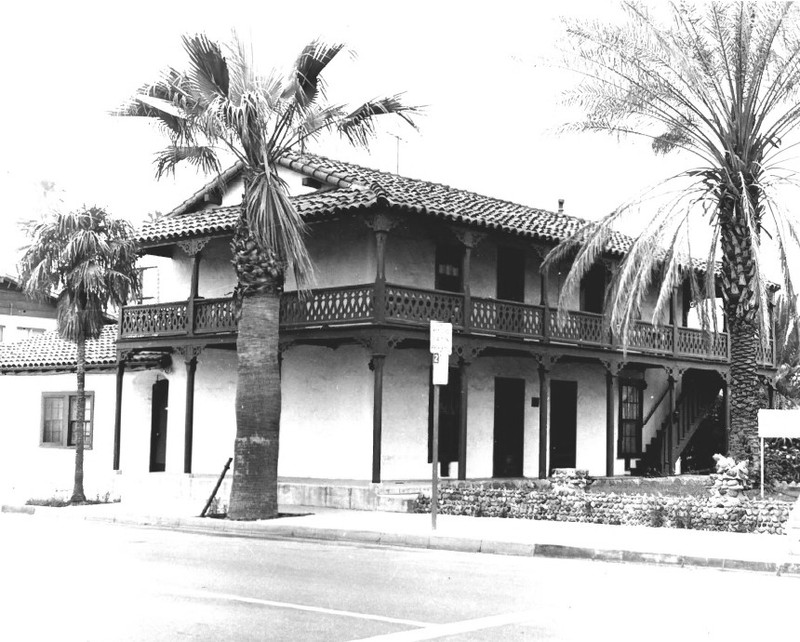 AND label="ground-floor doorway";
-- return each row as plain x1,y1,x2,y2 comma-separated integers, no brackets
428,367,461,477
493,377,525,477
149,379,169,472
550,380,577,470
